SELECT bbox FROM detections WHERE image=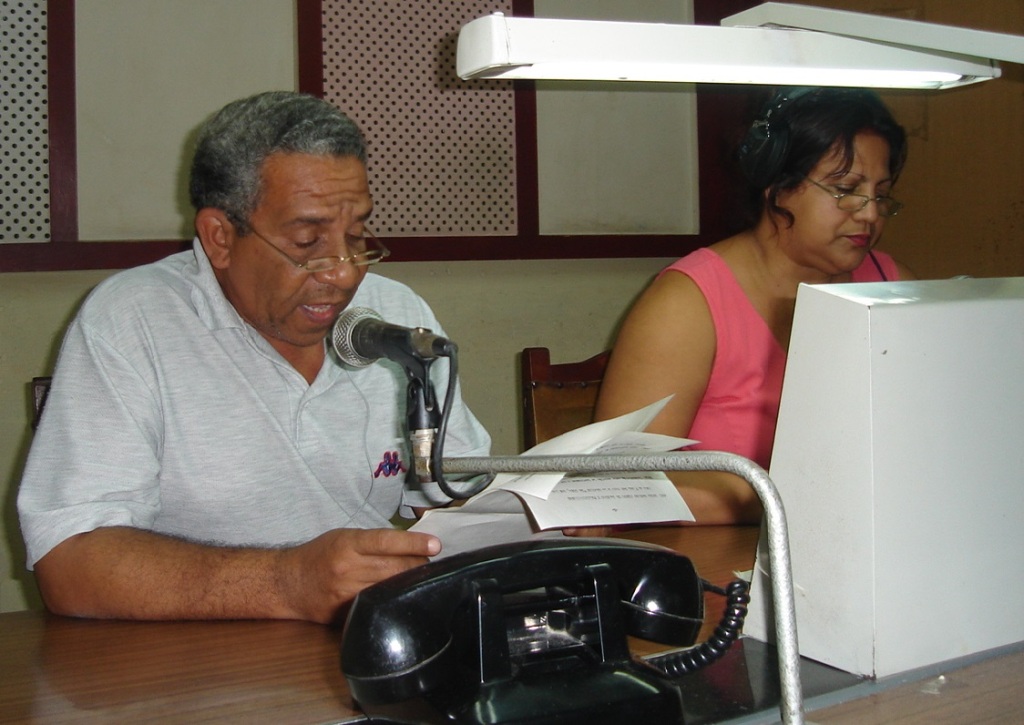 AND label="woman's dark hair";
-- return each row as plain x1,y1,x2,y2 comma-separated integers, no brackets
188,91,367,236
738,87,907,228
